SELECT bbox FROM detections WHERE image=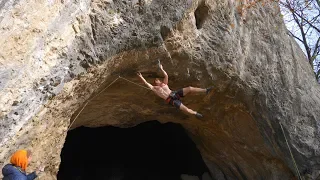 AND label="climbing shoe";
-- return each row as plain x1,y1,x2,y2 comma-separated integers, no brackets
195,113,203,119
206,86,213,94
